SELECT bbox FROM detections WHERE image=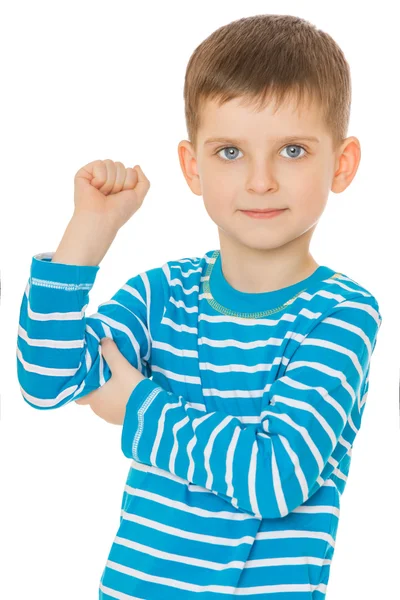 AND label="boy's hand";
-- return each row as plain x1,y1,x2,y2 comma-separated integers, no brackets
75,338,146,425
74,159,150,231
52,160,150,266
